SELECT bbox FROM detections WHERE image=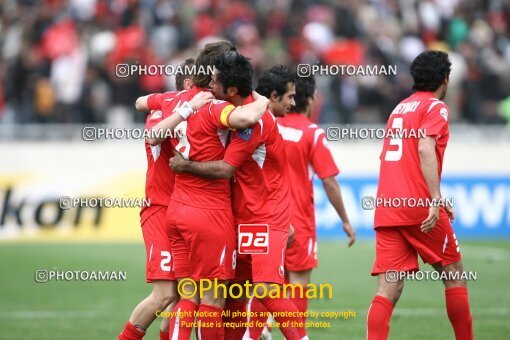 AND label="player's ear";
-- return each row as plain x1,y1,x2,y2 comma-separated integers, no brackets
227,87,238,97
442,74,449,87
270,90,279,102
307,96,314,108
184,79,193,90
